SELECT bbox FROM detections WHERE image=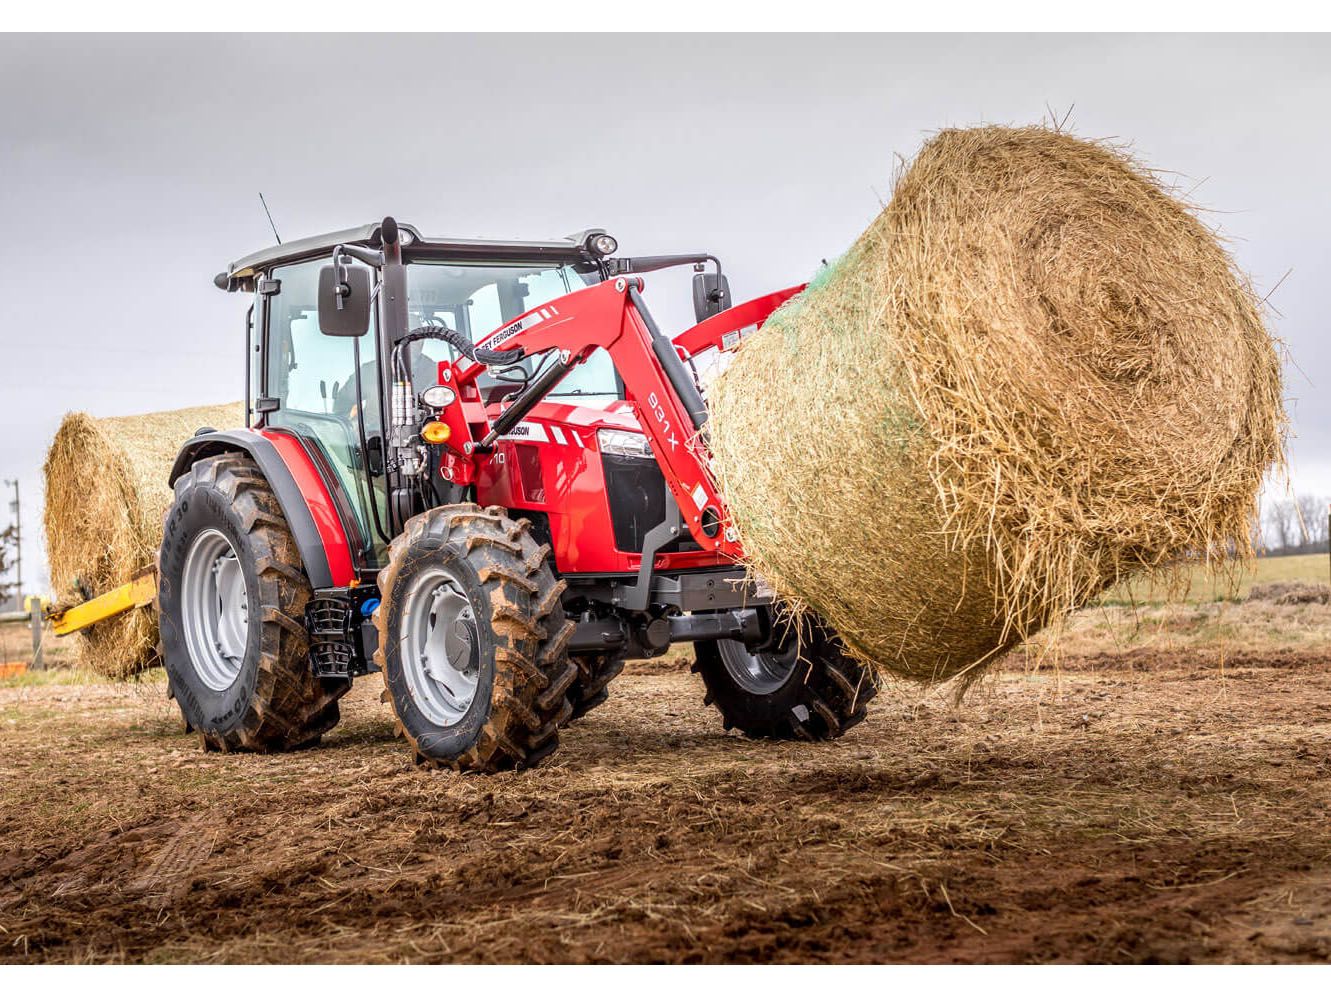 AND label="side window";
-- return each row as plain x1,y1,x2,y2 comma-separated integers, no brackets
265,260,371,417
467,284,503,342
519,269,576,312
